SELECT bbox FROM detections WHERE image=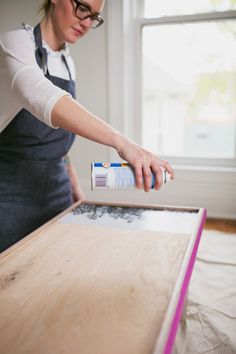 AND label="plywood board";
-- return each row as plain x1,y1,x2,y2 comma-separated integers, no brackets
0,221,190,354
